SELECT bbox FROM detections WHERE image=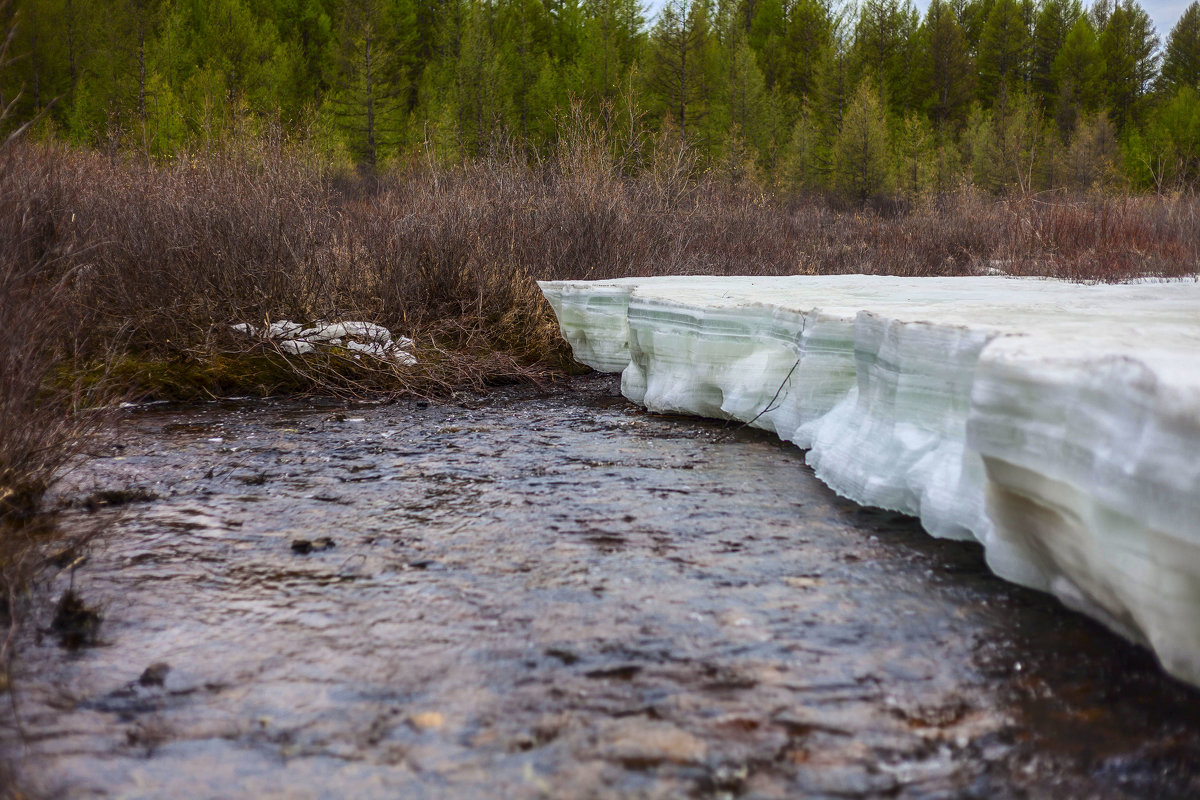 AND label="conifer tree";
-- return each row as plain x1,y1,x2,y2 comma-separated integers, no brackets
919,0,975,130
8,0,67,121
1052,12,1102,125
977,0,1030,103
967,82,1041,192
833,77,892,200
454,0,505,156
783,100,829,190
1125,86,1200,189
67,0,165,148
646,0,716,142
496,0,551,144
725,30,767,156
1031,0,1080,108
896,110,935,198
1064,110,1117,188
781,0,832,102
1160,1,1200,93
954,0,996,54
328,0,411,167
270,0,336,109
850,0,919,114
746,0,784,88
1098,0,1158,130
575,0,642,103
